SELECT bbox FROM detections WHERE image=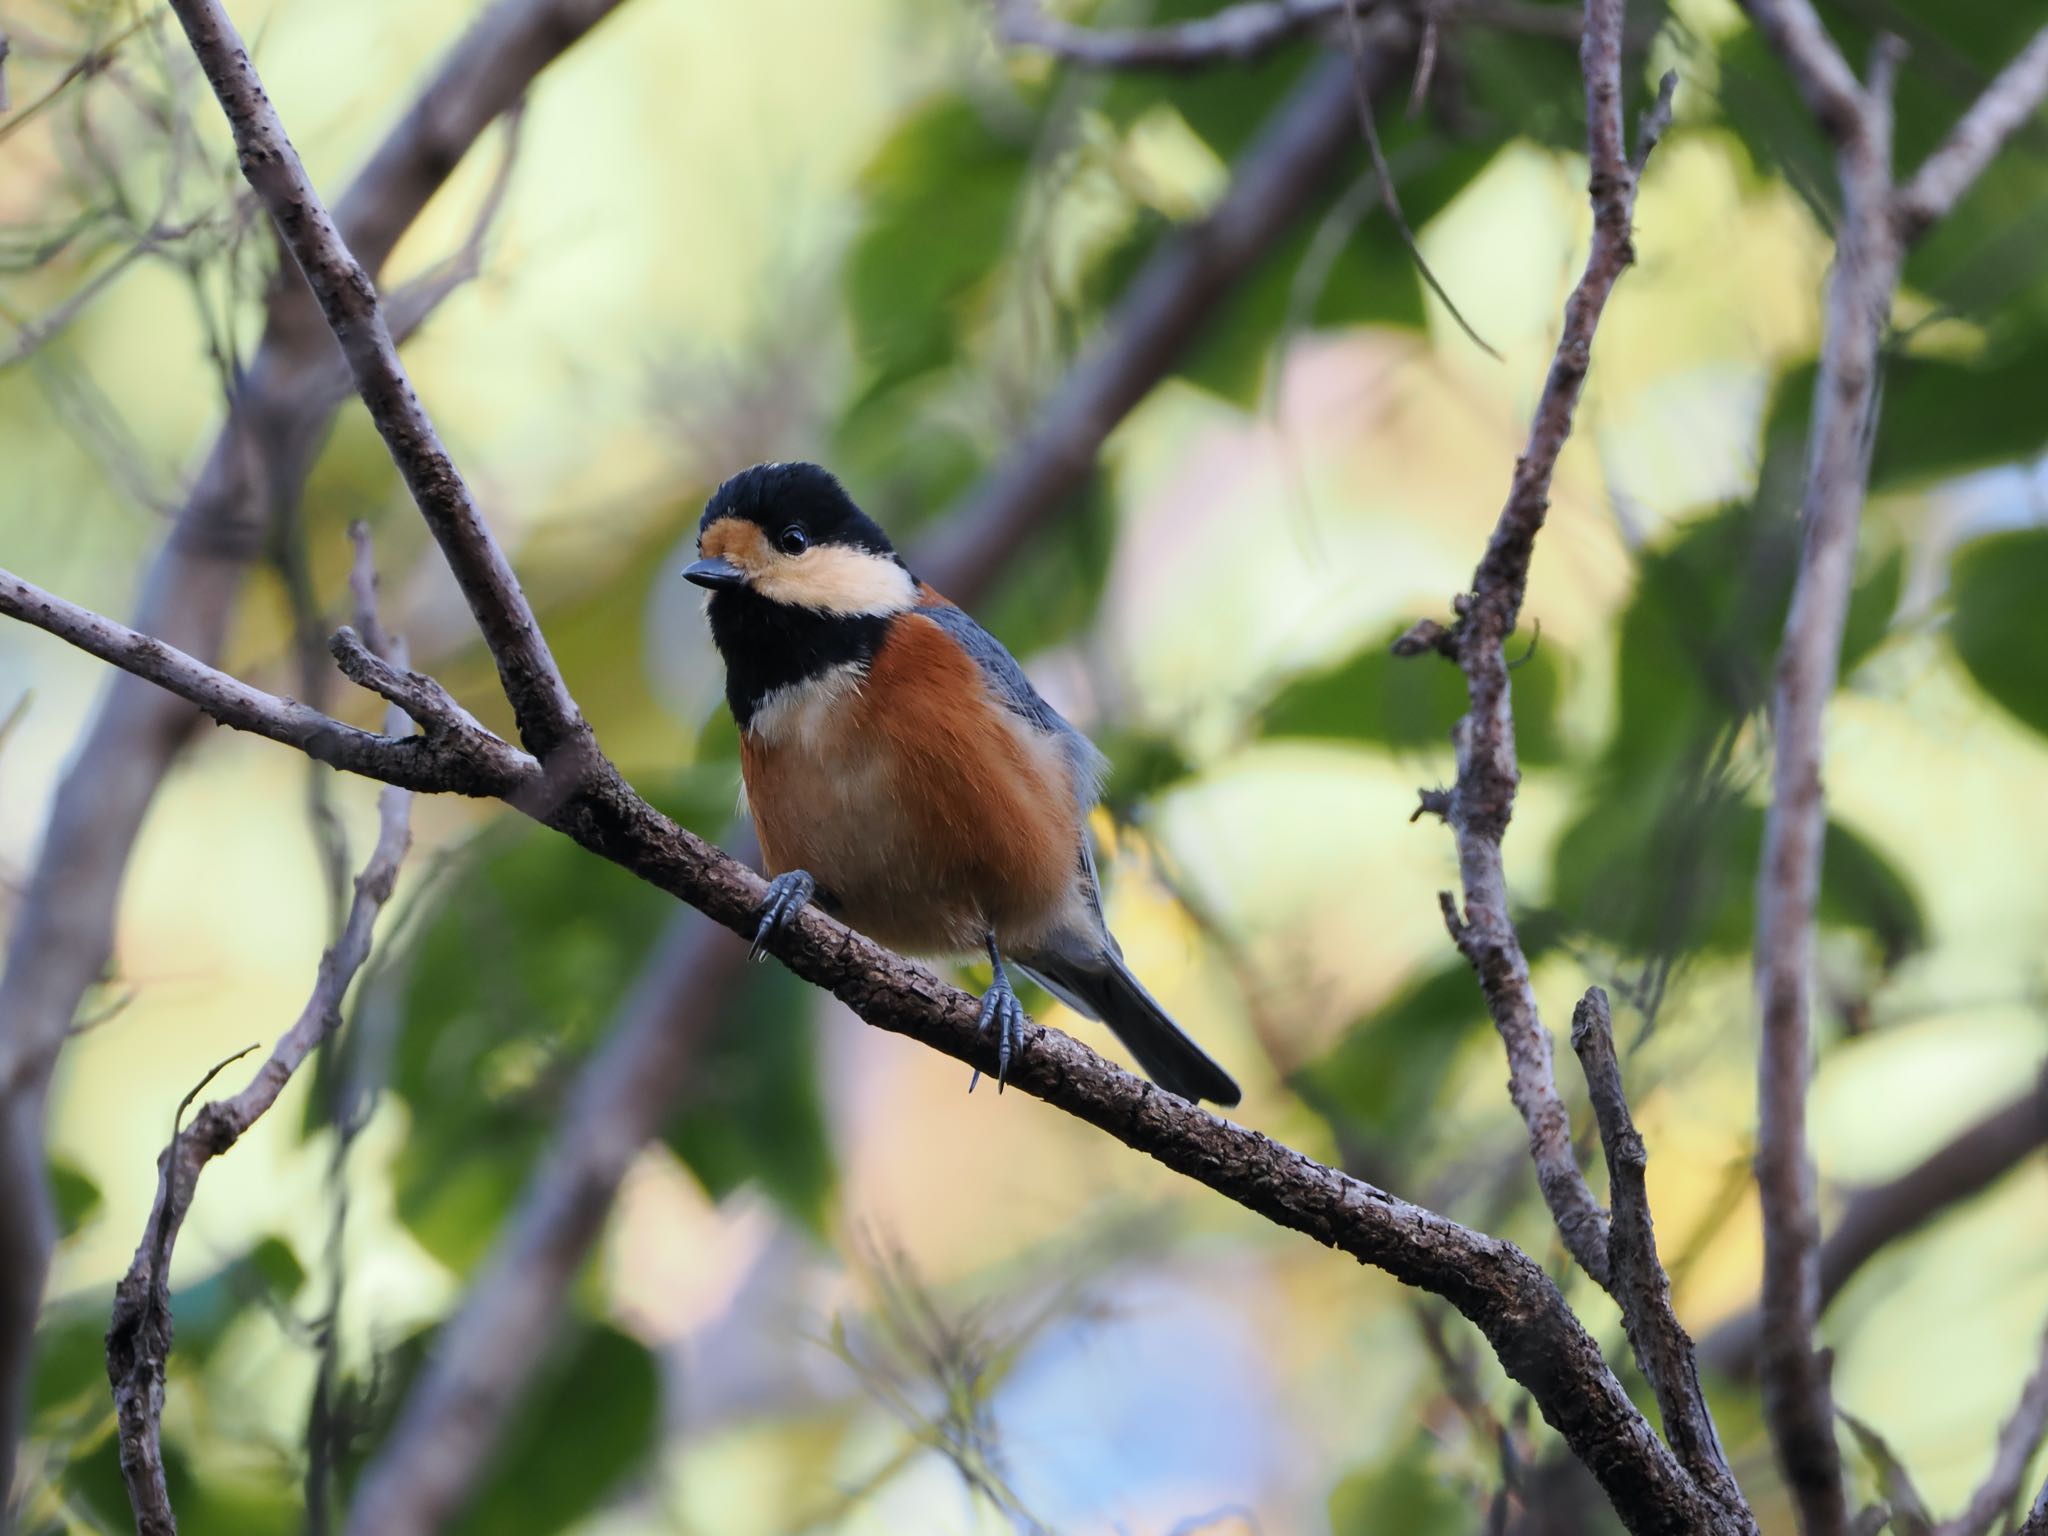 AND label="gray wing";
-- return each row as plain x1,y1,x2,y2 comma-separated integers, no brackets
918,601,1107,811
